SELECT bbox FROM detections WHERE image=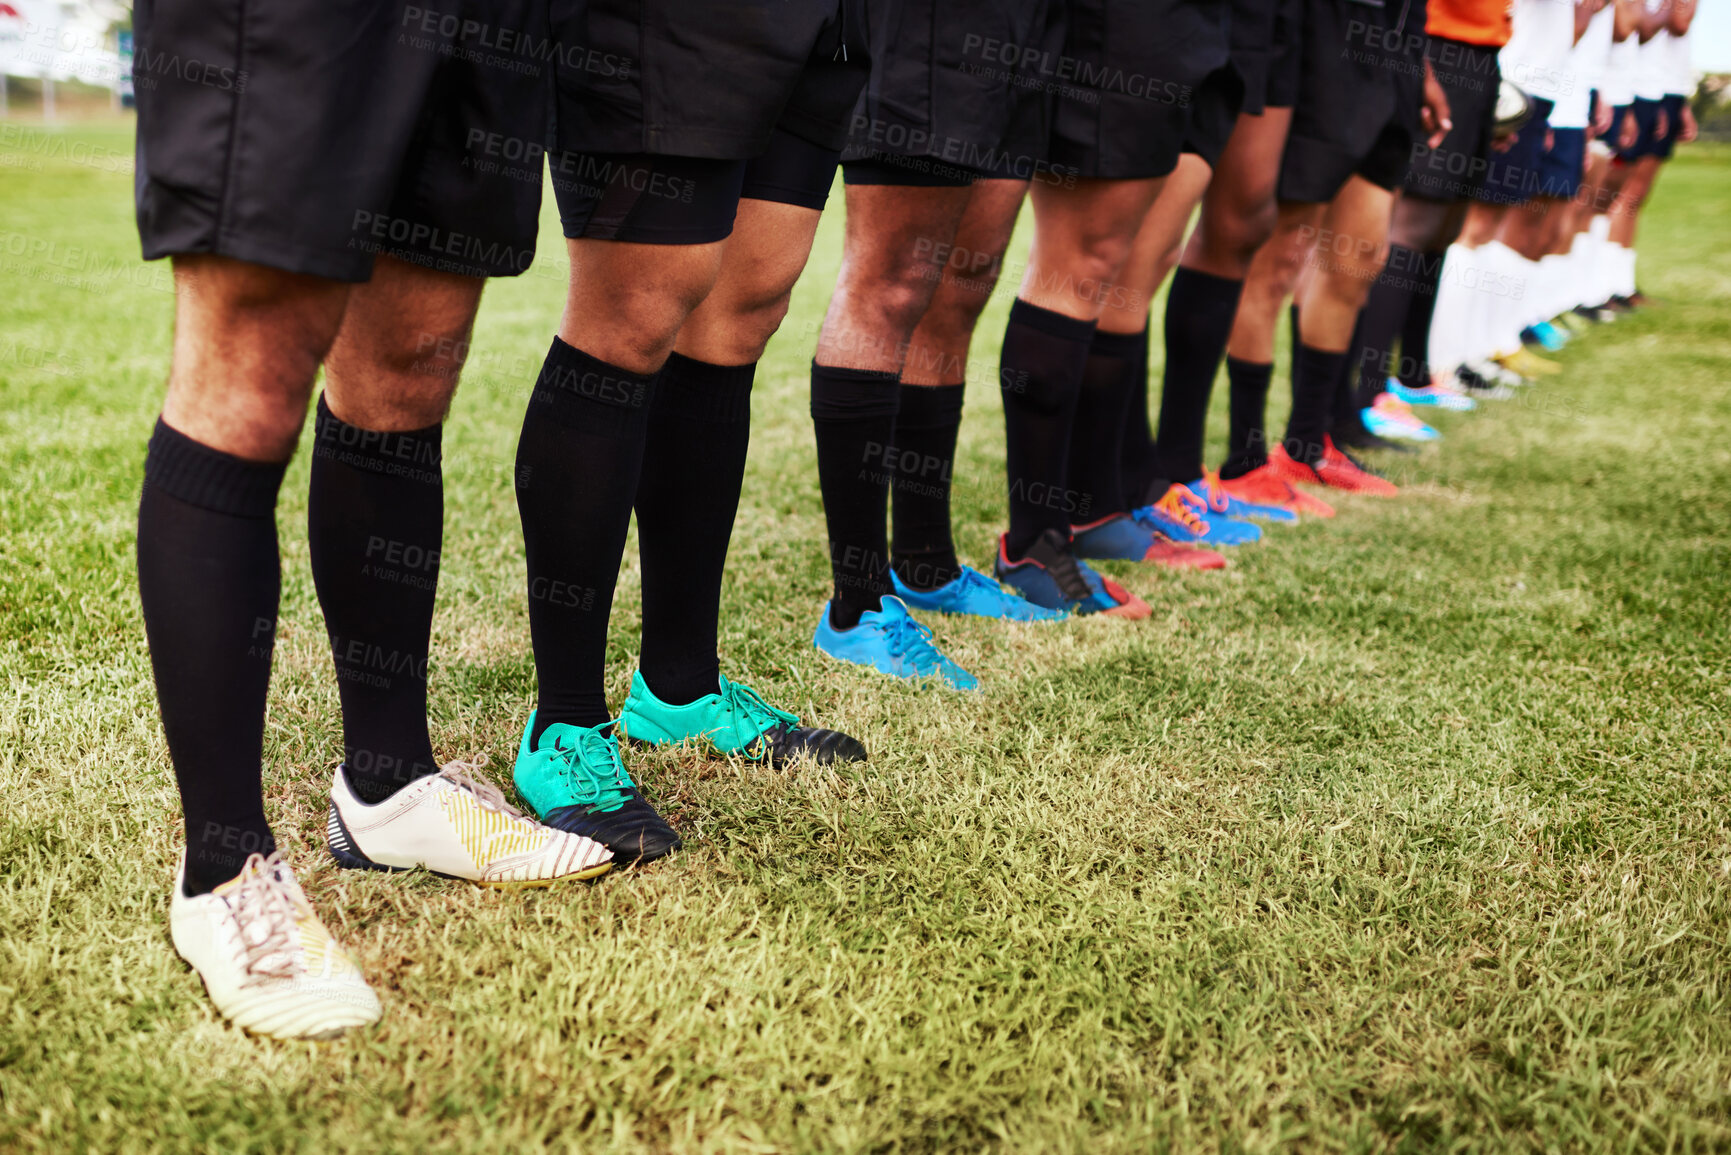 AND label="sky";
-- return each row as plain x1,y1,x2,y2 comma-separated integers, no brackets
1695,0,1730,72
